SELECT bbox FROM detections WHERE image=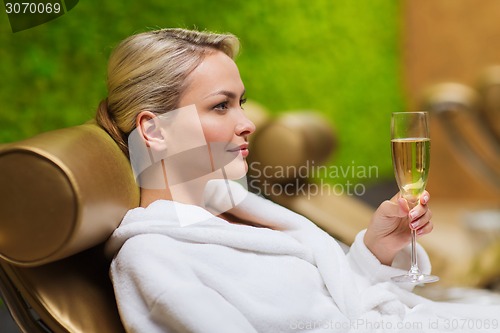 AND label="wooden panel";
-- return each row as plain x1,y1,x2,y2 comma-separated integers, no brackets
402,0,500,201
